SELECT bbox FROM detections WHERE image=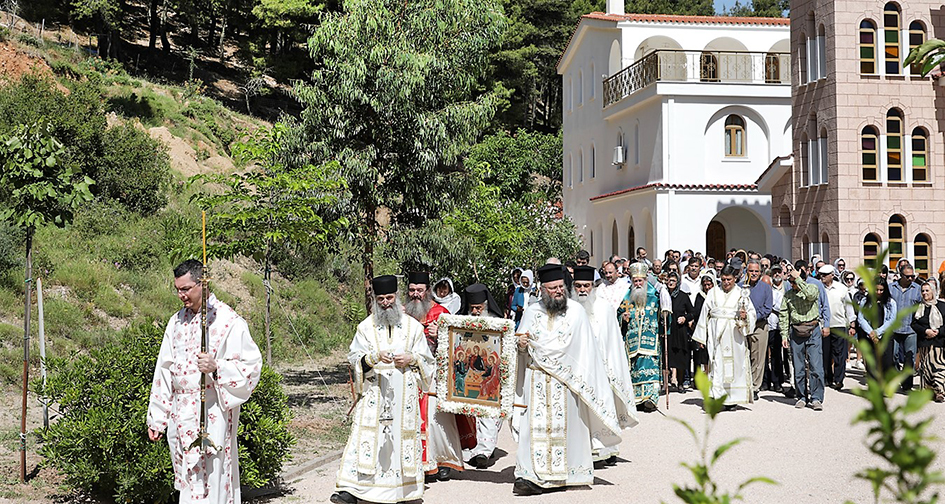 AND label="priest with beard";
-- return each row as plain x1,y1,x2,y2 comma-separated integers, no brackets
405,271,465,481
572,266,639,469
331,275,435,504
459,283,504,468
692,264,757,408
511,264,624,496
617,262,667,412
